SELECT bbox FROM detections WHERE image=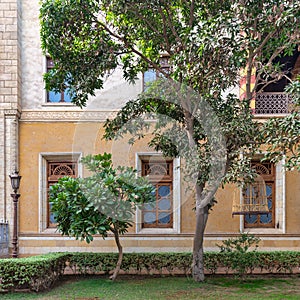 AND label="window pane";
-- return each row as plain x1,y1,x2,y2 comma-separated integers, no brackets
158,212,171,224
144,212,156,224
143,69,156,90
64,88,73,102
245,214,257,224
144,69,156,83
158,185,170,197
46,57,73,103
266,184,272,197
48,91,62,103
158,198,171,210
144,202,155,210
260,212,272,224
49,202,56,224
